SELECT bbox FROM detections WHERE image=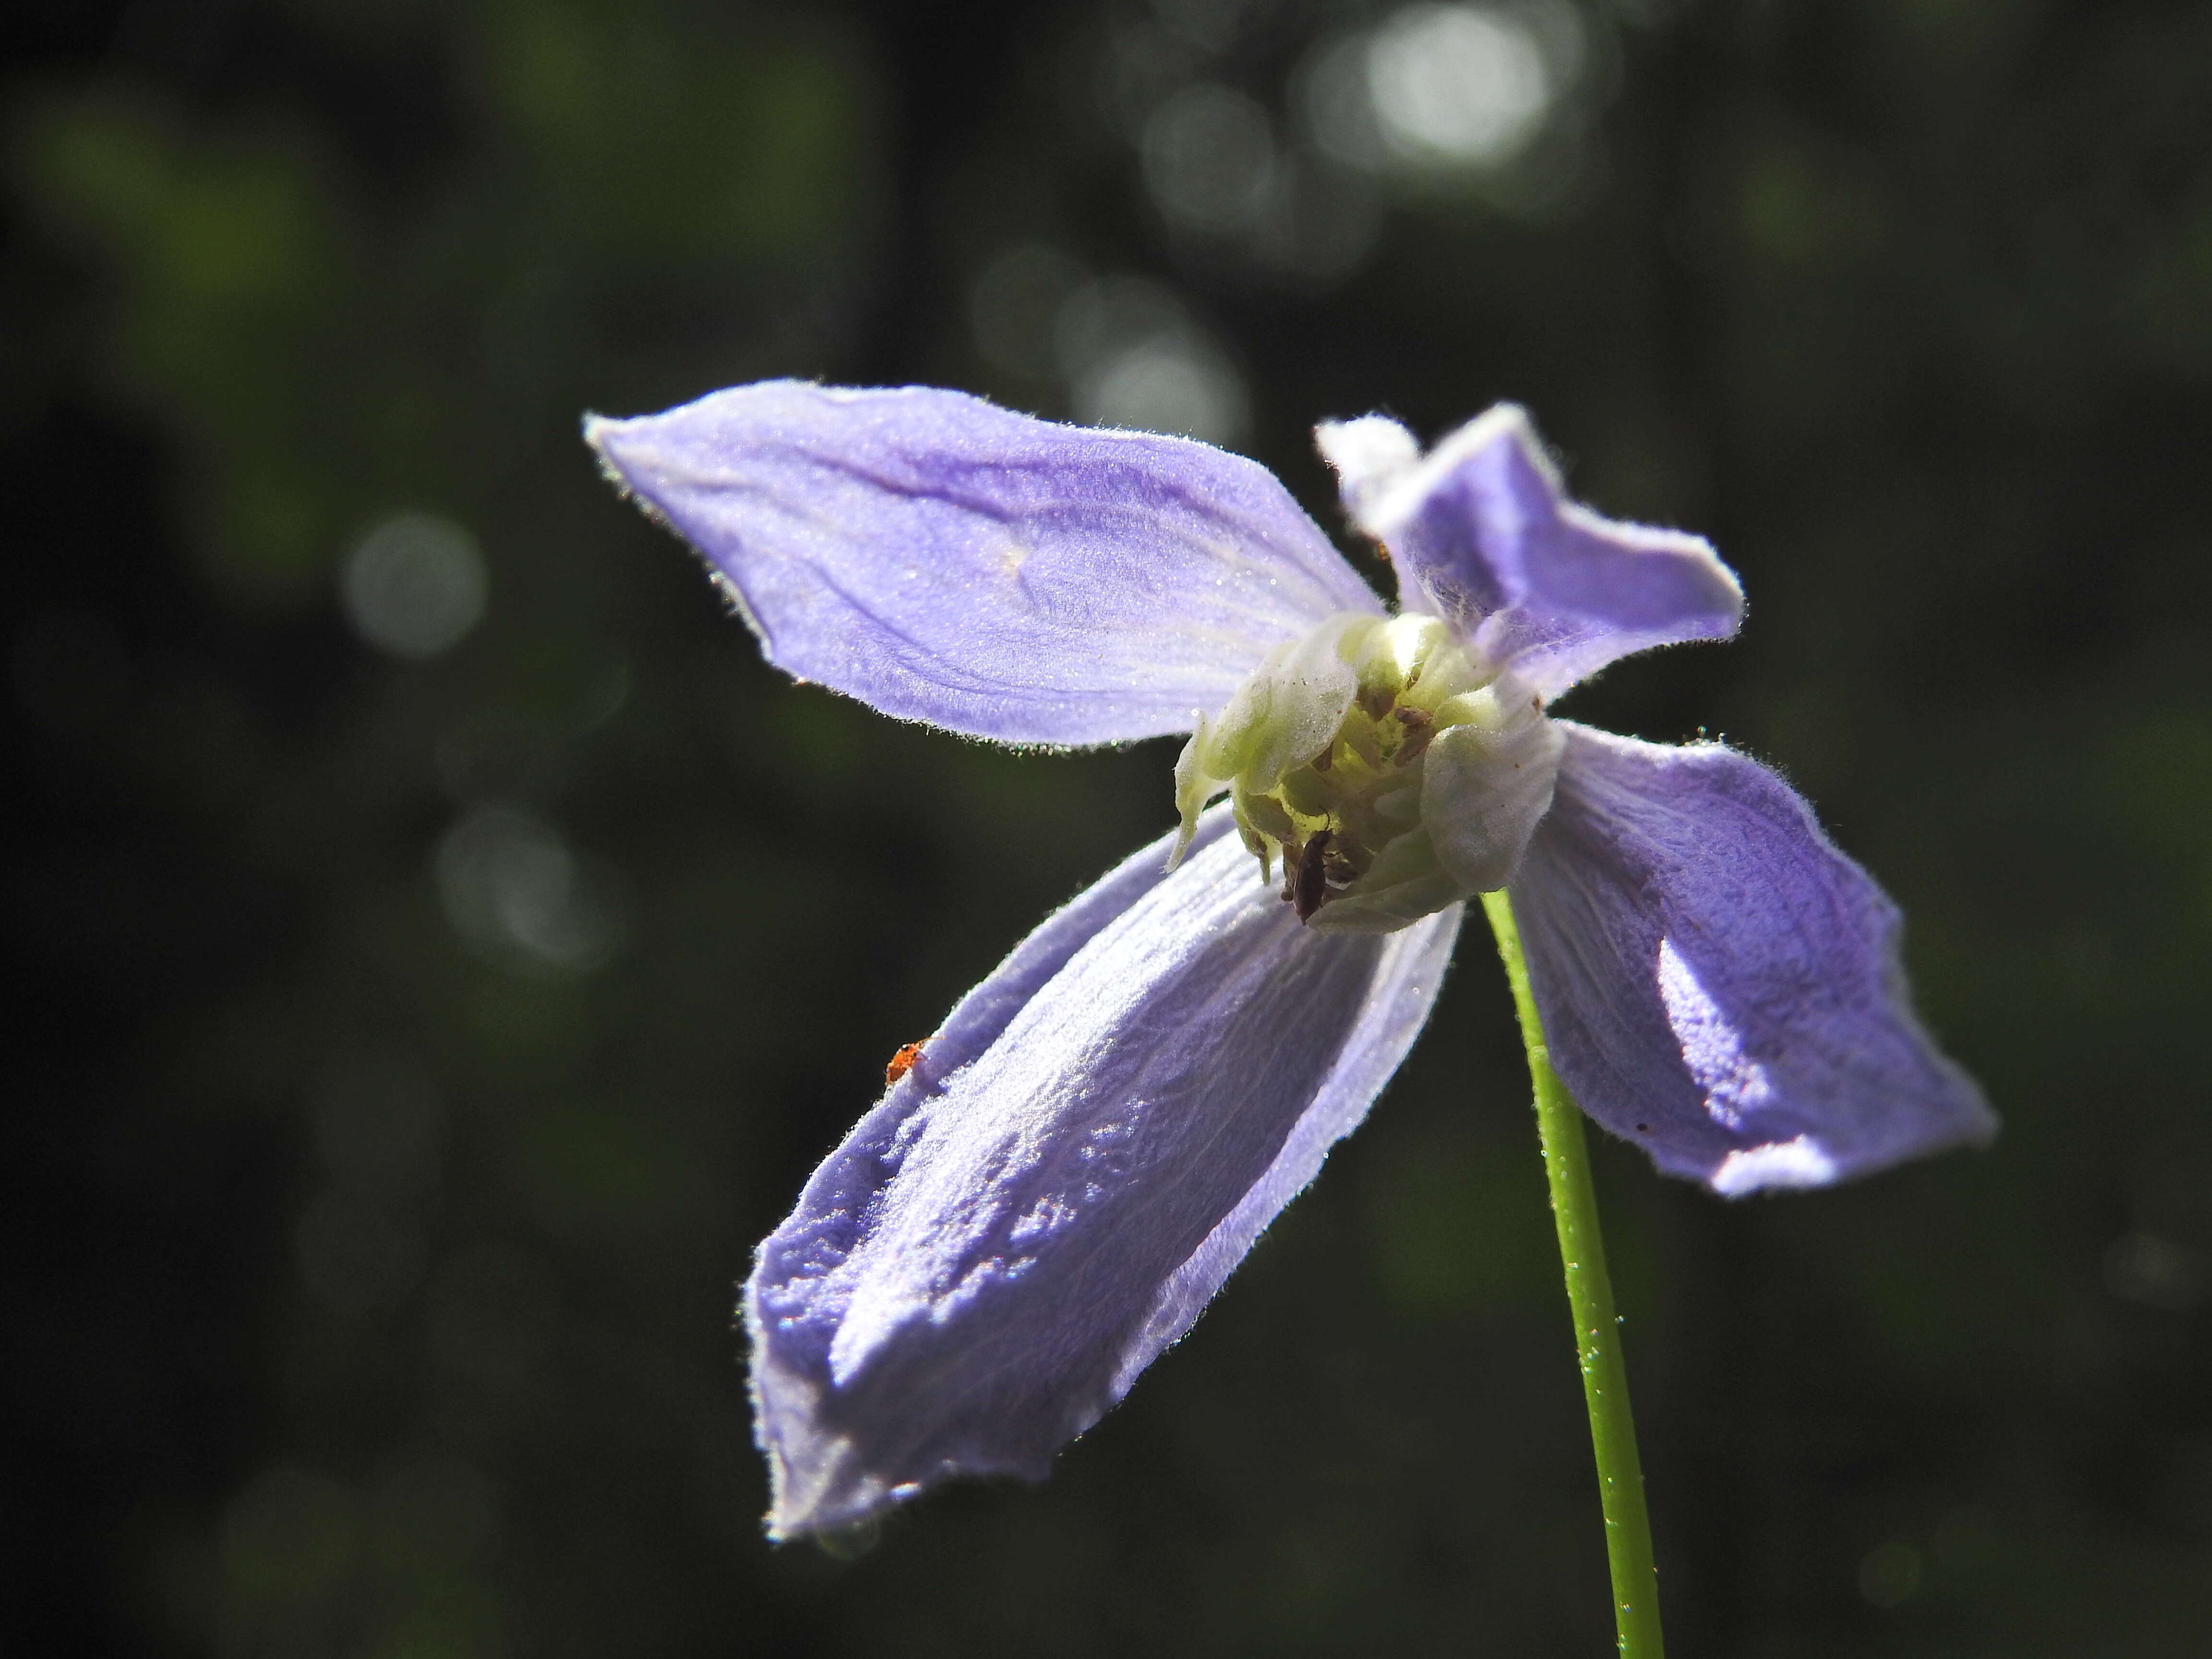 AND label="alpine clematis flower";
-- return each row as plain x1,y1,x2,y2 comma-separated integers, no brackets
586,382,1993,1539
